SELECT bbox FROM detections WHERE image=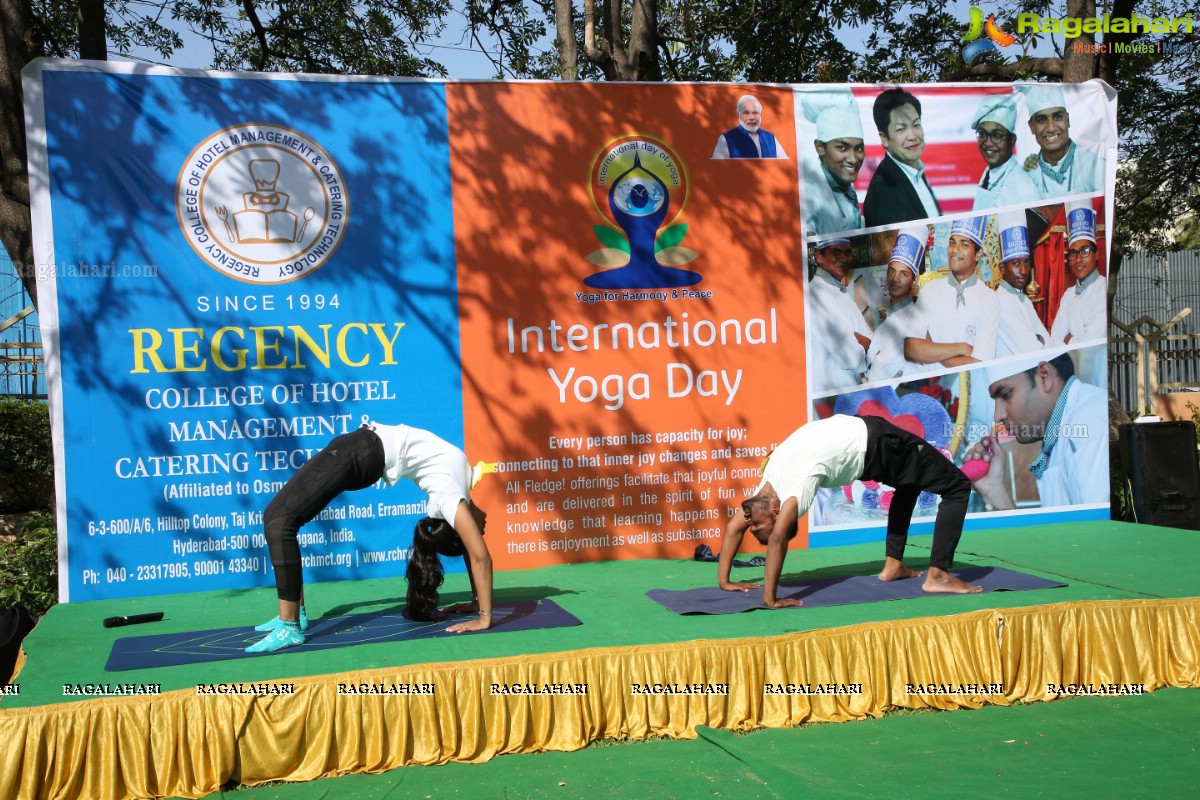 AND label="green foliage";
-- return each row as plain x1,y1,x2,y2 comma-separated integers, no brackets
1112,9,1200,254
36,0,449,76
1110,462,1132,521
21,0,1200,251
460,0,553,78
0,399,53,514
0,512,58,617
35,0,185,60
1186,403,1200,450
